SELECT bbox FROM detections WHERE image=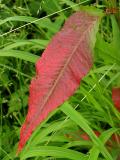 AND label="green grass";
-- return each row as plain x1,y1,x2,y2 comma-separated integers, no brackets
0,0,120,160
